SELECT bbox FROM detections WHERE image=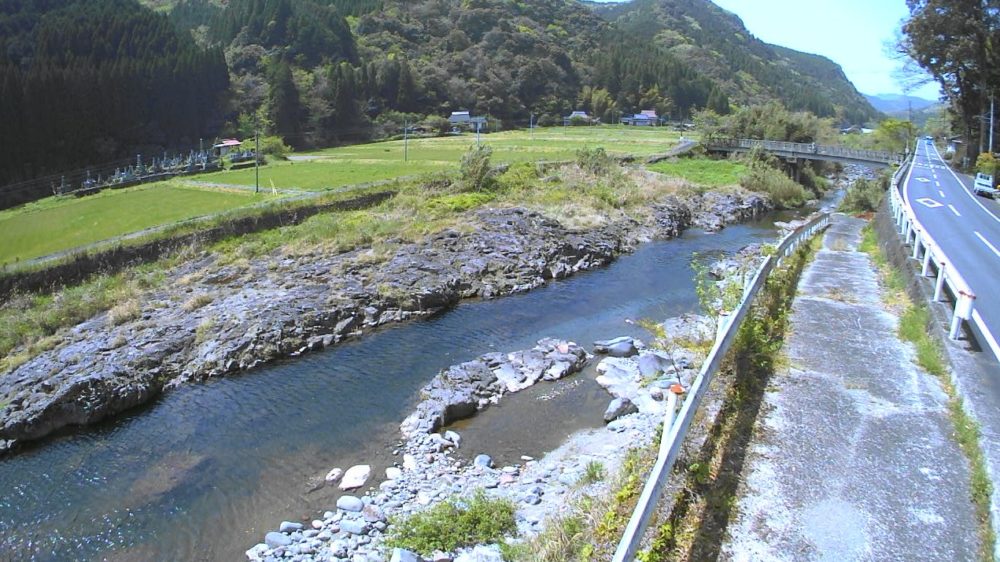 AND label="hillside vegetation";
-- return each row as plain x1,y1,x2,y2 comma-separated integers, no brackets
0,0,229,205
598,0,878,124
1,0,877,208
